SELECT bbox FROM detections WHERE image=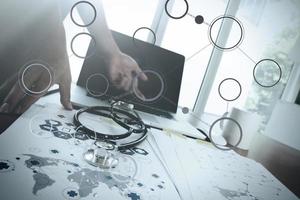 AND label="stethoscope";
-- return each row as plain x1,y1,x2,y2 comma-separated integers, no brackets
73,101,148,168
